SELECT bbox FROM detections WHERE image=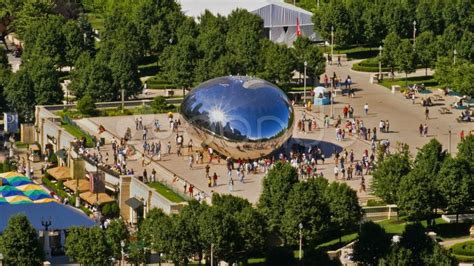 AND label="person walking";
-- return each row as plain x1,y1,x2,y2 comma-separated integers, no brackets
423,123,428,137
419,123,423,137
364,103,369,116
334,166,339,179
425,107,429,120
167,141,171,154
205,164,210,178
188,155,194,169
213,172,218,186
228,177,234,192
